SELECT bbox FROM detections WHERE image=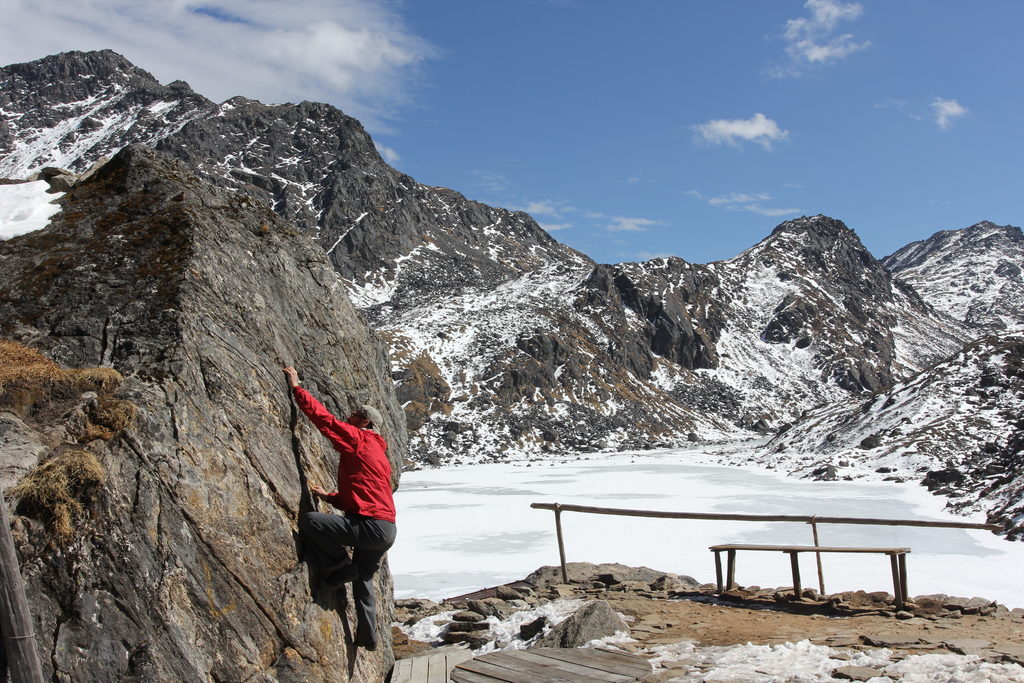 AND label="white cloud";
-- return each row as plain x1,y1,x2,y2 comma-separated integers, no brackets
516,200,577,217
467,170,511,193
931,97,969,130
375,142,401,165
539,222,572,232
778,0,869,74
0,0,436,132
606,216,662,233
688,190,801,217
706,192,771,207
692,113,789,150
